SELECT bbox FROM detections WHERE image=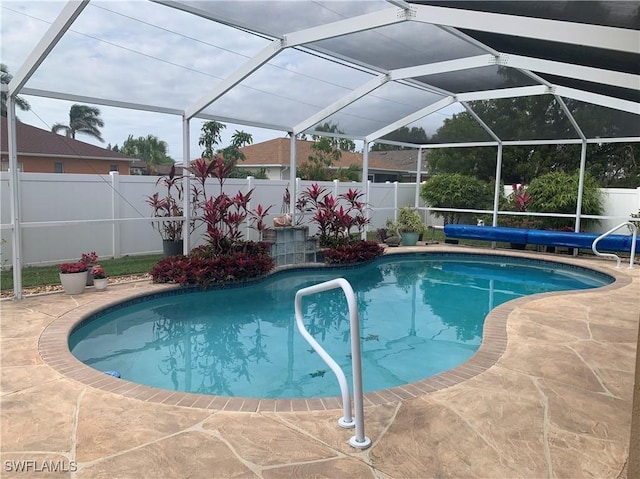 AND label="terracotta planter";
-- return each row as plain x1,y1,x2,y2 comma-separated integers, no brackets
93,278,109,291
59,271,88,295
